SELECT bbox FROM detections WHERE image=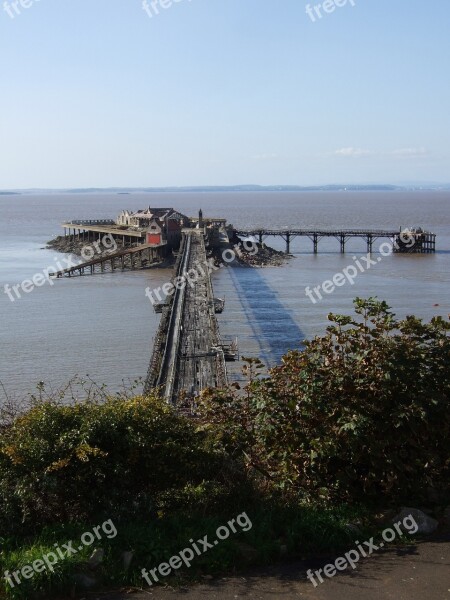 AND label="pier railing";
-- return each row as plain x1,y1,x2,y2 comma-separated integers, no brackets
66,219,116,226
